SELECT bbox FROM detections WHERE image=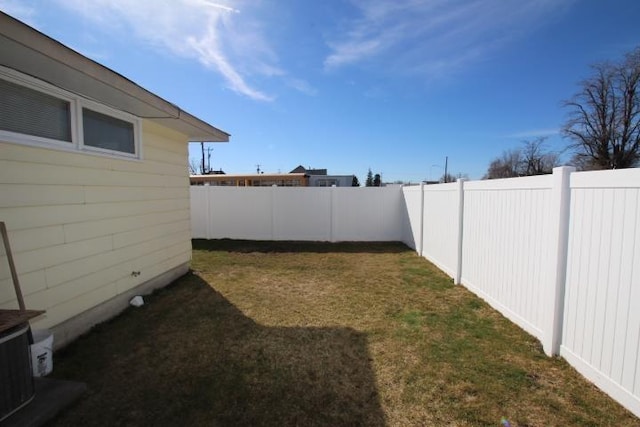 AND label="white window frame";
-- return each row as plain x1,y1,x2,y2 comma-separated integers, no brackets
78,99,142,159
0,66,142,160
